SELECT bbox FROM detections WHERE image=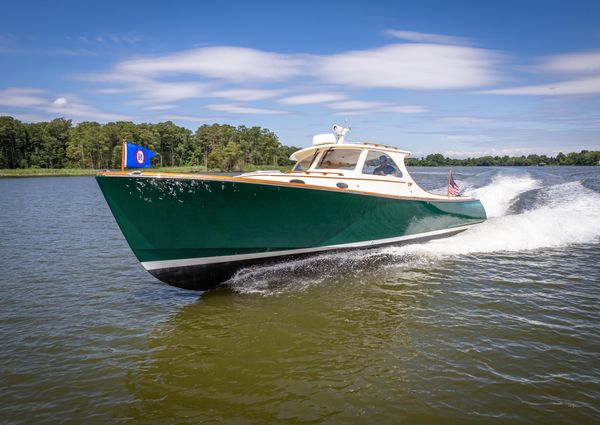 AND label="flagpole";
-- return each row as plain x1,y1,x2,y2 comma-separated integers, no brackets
447,169,451,197
121,139,125,173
